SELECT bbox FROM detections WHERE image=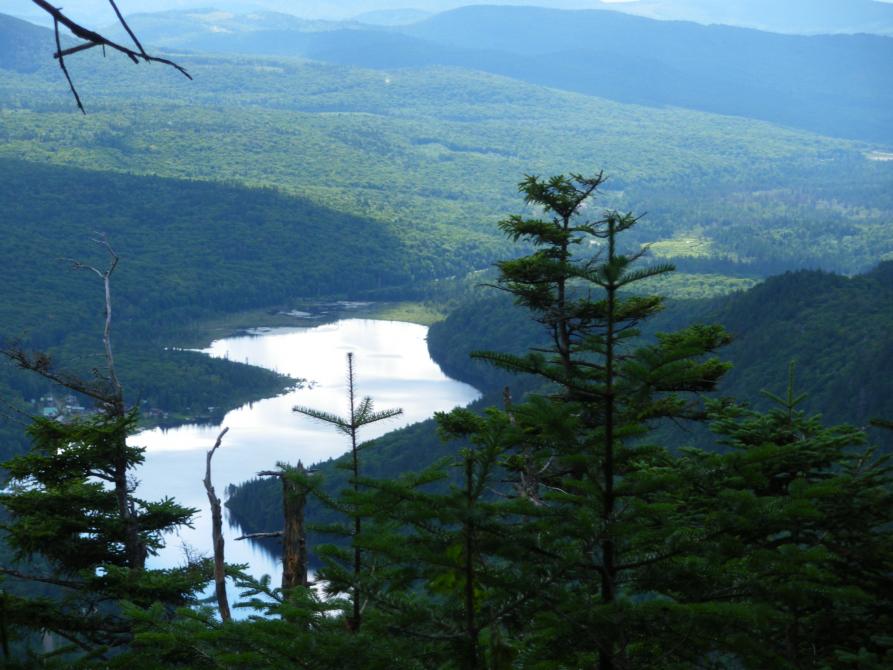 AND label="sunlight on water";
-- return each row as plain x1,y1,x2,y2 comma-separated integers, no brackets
132,319,480,603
